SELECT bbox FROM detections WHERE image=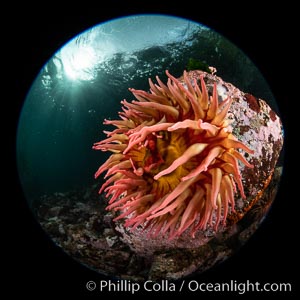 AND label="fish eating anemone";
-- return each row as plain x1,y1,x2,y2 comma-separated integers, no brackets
93,70,254,240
